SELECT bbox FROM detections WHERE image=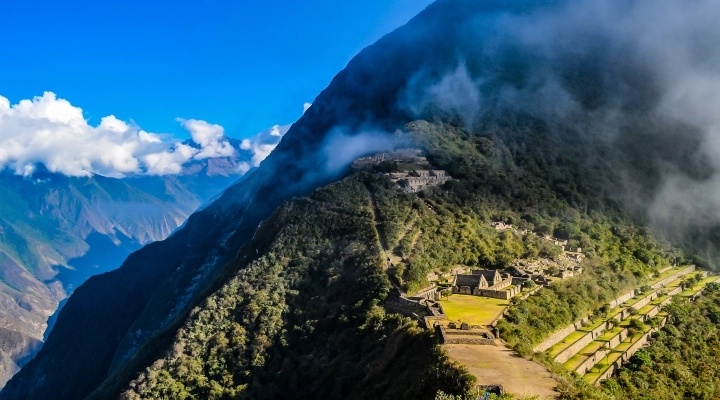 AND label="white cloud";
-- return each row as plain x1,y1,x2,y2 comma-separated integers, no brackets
0,92,297,178
239,124,291,169
177,119,235,160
